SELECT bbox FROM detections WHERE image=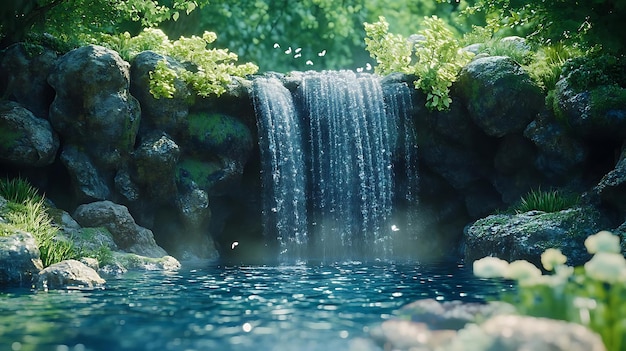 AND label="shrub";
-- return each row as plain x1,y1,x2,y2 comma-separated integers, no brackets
364,16,474,111
97,28,258,99
473,231,626,351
